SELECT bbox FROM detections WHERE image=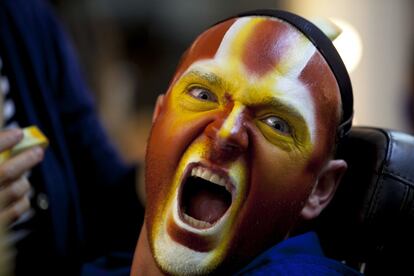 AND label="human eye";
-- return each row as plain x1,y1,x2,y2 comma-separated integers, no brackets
261,116,291,136
187,86,218,103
